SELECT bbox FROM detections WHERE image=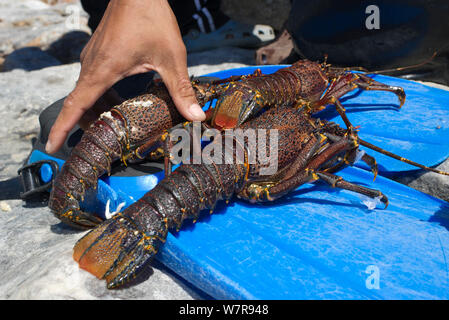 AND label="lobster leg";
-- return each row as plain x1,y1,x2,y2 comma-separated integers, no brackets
311,72,406,113
321,97,380,180
316,171,388,208
321,146,379,180
239,133,357,202
316,98,380,178
355,73,406,107
161,121,217,176
237,134,323,202
240,143,387,208
328,97,355,132
161,131,173,177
